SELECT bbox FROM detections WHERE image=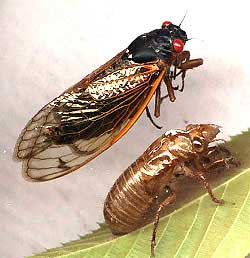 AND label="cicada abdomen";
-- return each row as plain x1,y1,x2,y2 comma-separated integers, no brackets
103,133,176,234
104,124,239,256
